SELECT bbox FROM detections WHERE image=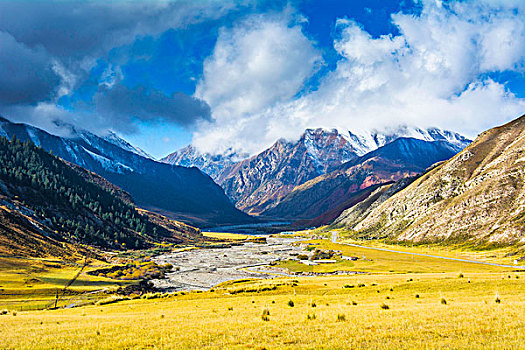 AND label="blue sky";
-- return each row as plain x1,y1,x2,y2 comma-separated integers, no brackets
0,0,523,158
